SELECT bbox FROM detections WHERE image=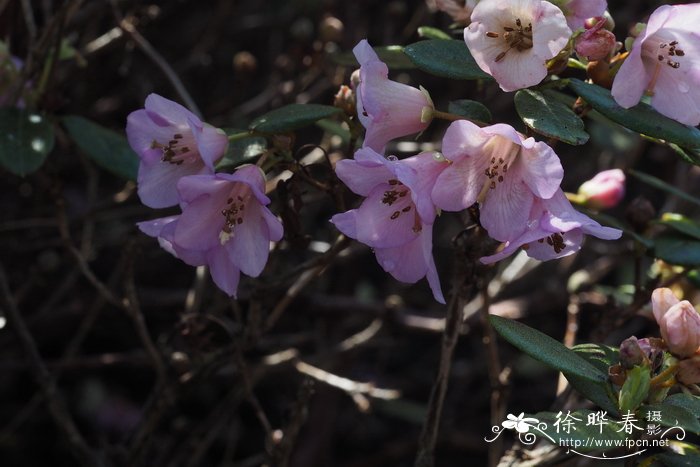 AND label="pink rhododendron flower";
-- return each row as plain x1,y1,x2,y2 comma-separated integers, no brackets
464,0,571,92
331,148,447,303
551,0,607,30
480,189,622,264
652,288,700,358
577,168,625,209
353,40,434,153
432,120,563,242
138,165,283,297
611,4,700,126
434,0,479,24
127,94,229,208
